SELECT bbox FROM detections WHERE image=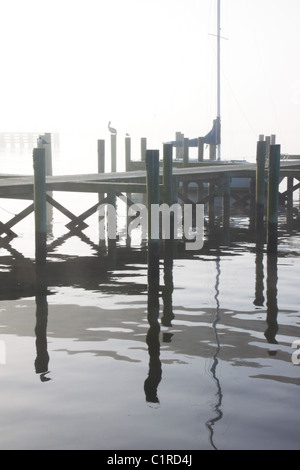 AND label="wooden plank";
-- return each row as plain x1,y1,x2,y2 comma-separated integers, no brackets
45,181,147,193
